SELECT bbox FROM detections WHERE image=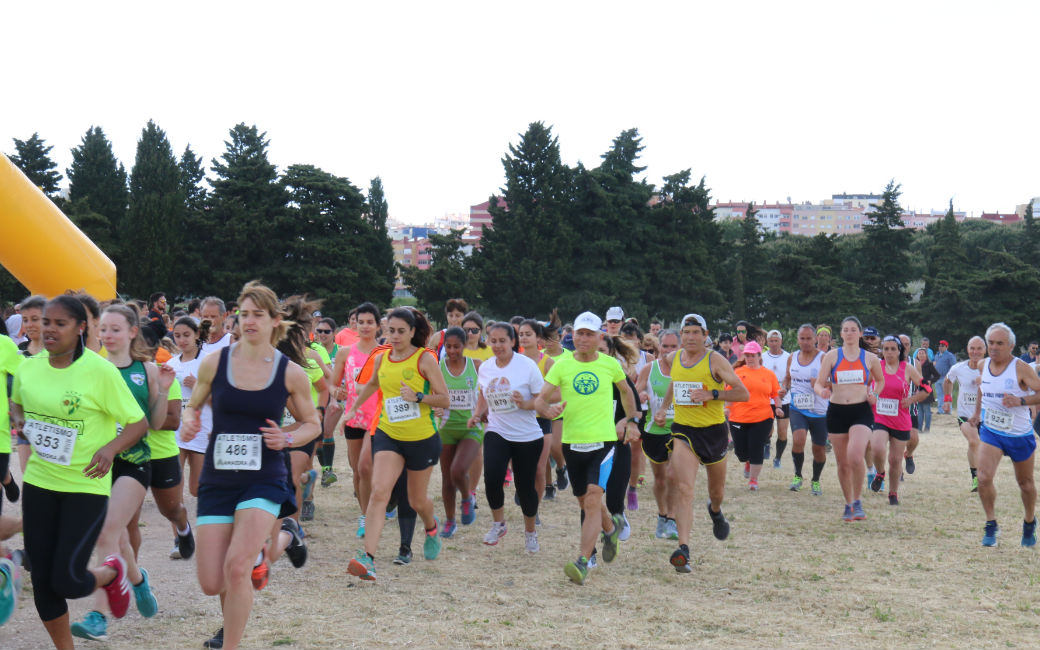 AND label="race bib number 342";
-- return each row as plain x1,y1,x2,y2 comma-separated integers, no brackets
24,419,78,466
